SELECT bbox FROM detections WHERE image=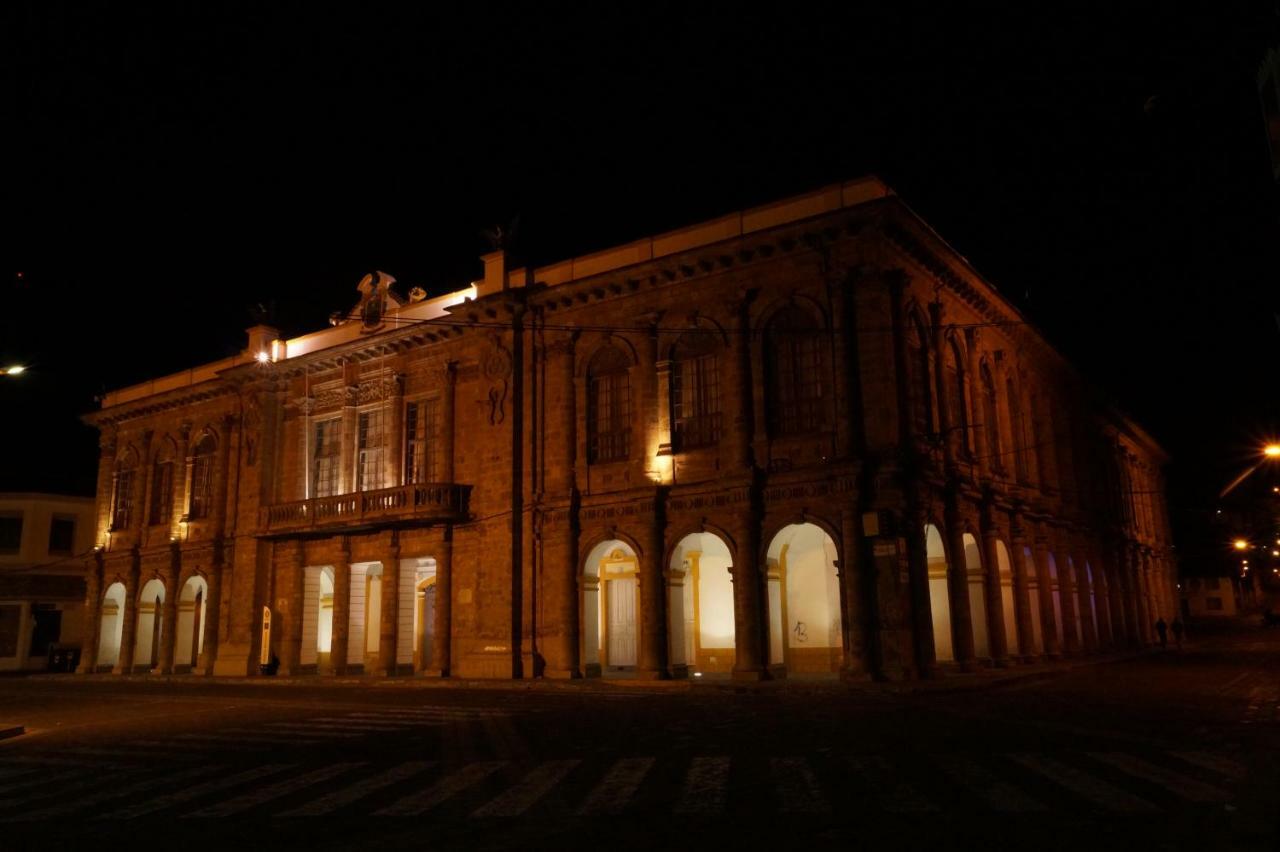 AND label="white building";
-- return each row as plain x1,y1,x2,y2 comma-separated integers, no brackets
0,493,96,671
